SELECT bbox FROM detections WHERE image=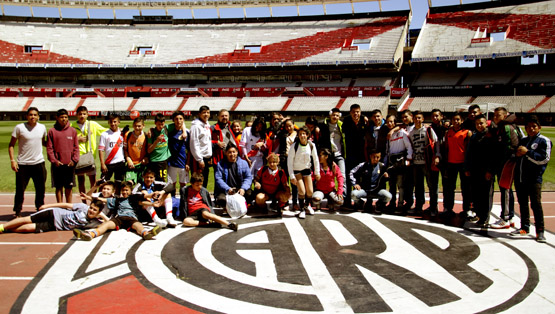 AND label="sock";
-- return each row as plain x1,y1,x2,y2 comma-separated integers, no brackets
90,229,99,238
0,224,4,233
146,206,160,221
298,198,305,208
164,198,173,219
142,230,149,236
